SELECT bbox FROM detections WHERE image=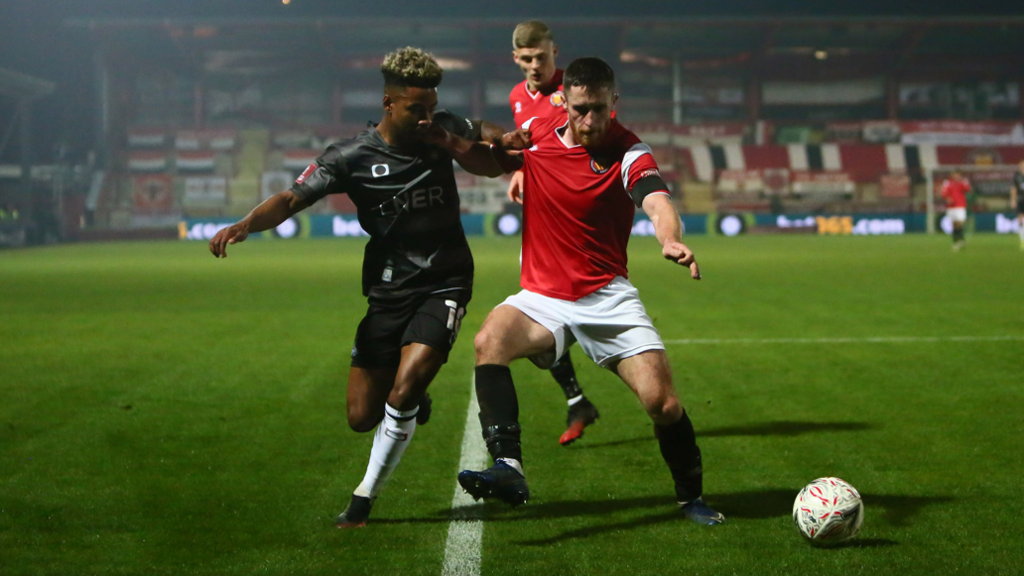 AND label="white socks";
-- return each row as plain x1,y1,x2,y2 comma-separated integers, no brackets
353,403,419,499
